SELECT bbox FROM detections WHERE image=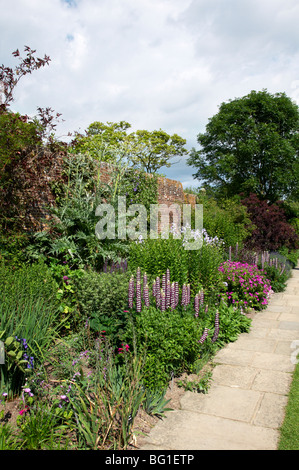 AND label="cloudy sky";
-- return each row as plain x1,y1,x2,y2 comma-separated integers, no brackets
1,0,299,187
